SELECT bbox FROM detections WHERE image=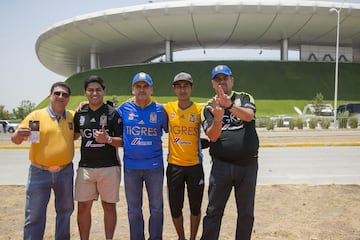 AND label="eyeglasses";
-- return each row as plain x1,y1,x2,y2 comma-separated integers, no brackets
53,91,70,98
